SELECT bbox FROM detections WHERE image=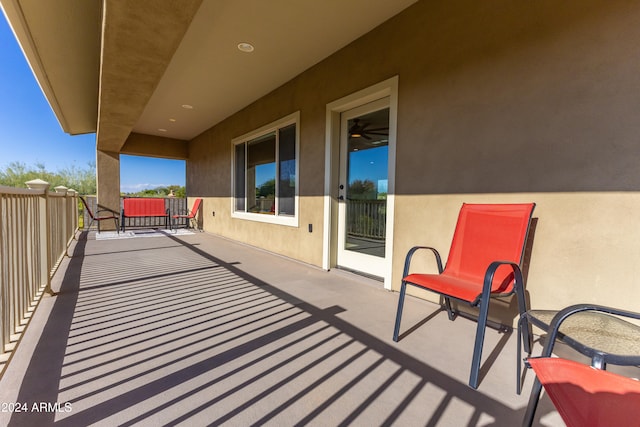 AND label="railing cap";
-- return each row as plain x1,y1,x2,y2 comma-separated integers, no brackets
25,179,50,191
